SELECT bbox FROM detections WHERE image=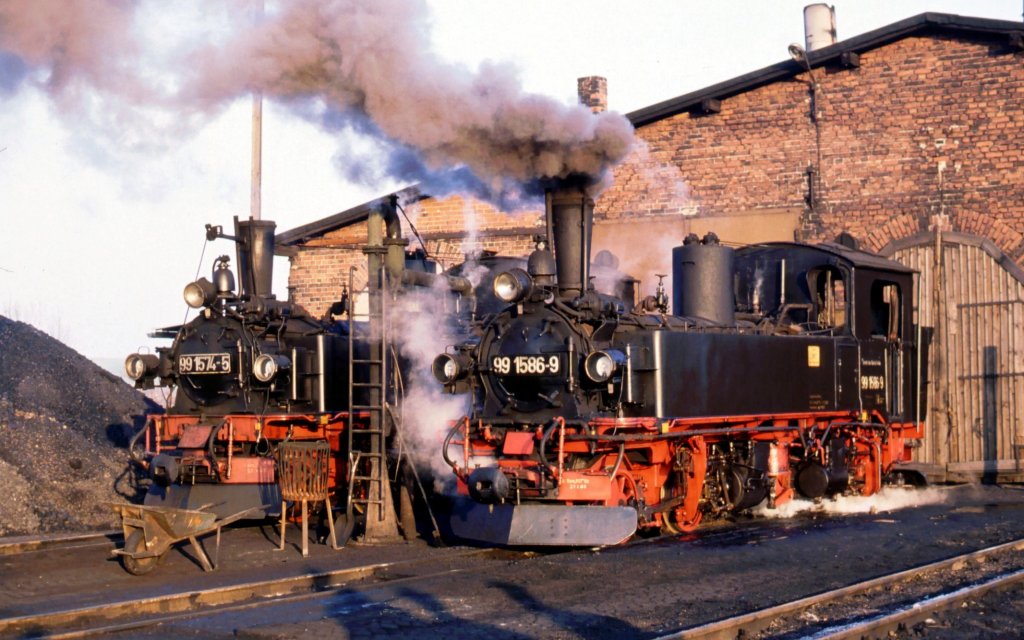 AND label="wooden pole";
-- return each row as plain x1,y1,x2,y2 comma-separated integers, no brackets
249,0,264,221
250,93,262,221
